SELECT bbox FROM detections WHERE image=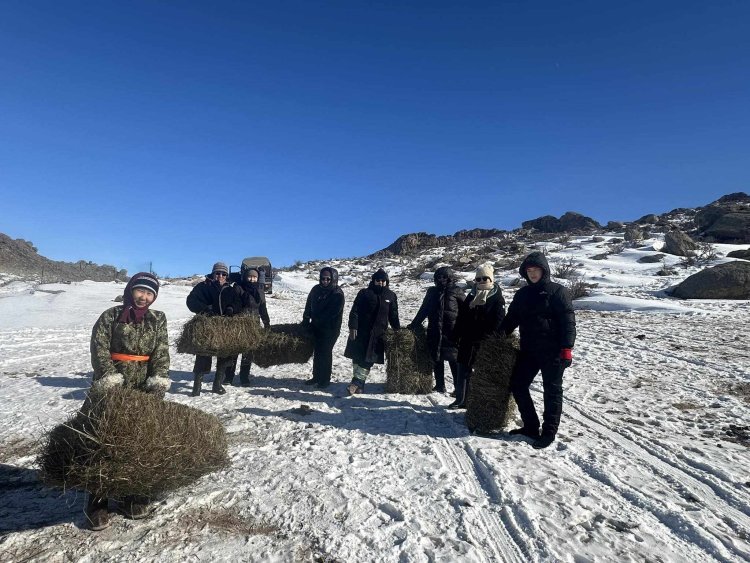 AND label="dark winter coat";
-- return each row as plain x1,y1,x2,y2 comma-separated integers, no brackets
90,306,170,389
303,268,345,336
186,277,240,317
344,276,400,366
233,280,270,327
455,283,506,366
500,252,576,359
410,268,465,362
